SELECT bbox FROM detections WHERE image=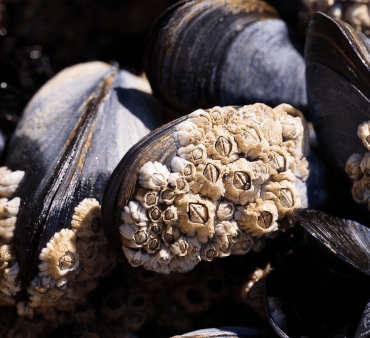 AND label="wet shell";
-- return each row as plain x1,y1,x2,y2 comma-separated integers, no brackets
0,62,164,314
102,103,310,274
306,12,370,175
145,0,306,114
